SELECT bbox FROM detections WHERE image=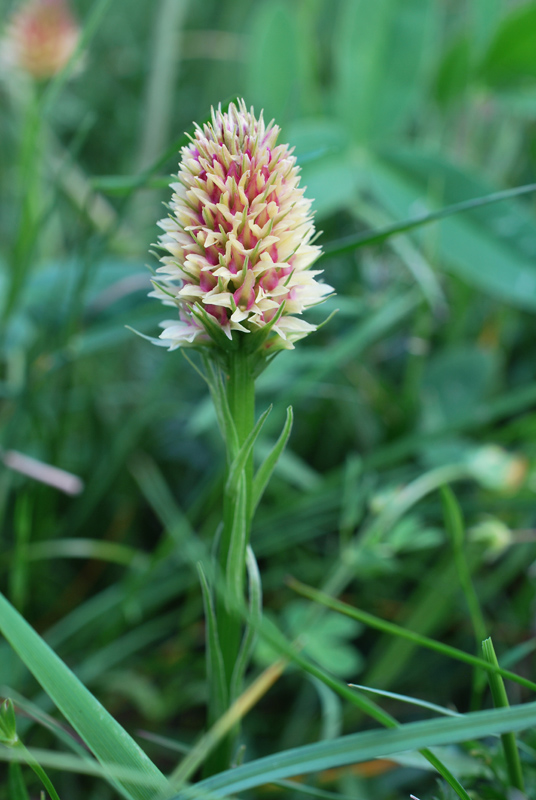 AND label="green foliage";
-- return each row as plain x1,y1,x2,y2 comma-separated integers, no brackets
2,0,536,798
